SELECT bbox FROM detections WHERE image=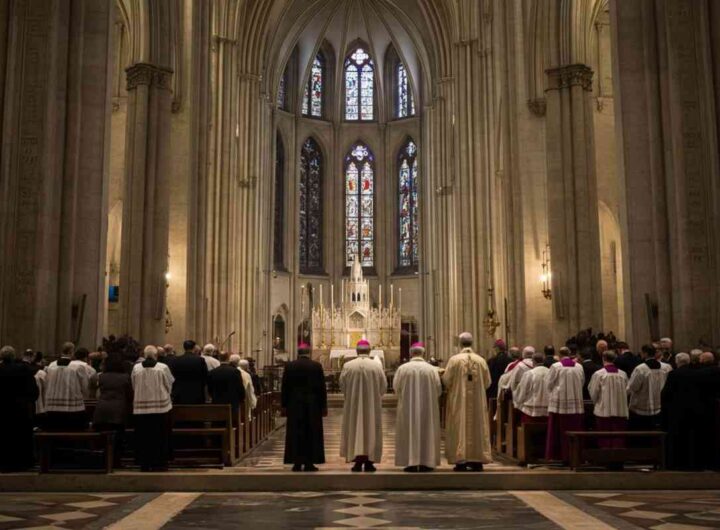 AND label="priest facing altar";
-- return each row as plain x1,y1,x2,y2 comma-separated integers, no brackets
311,256,400,368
